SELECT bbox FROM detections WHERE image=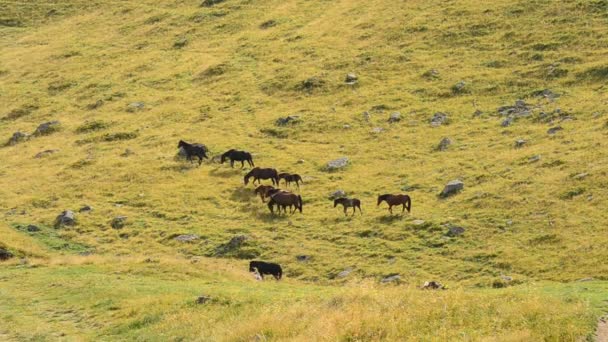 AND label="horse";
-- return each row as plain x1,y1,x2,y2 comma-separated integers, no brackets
334,197,362,216
221,149,254,168
254,185,275,202
268,191,302,215
244,167,279,186
249,261,282,280
177,140,208,165
278,173,304,188
377,194,411,214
